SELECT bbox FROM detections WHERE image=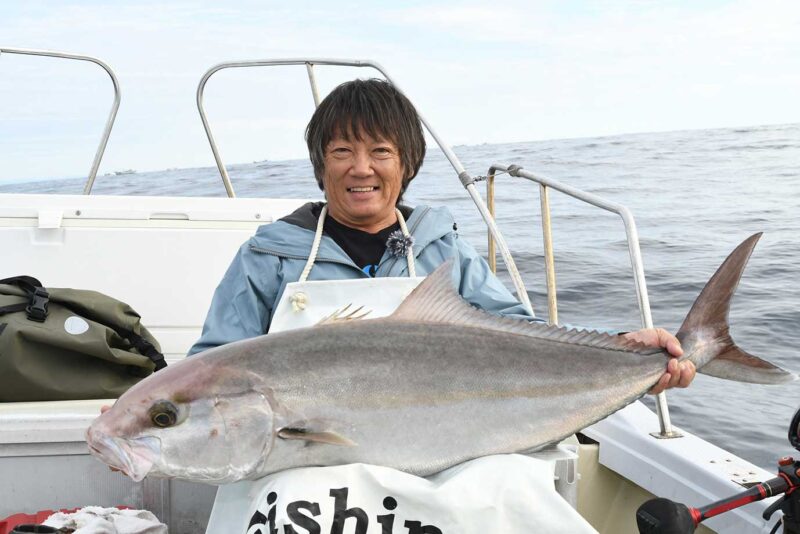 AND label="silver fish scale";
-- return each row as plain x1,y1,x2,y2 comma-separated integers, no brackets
216,319,667,477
